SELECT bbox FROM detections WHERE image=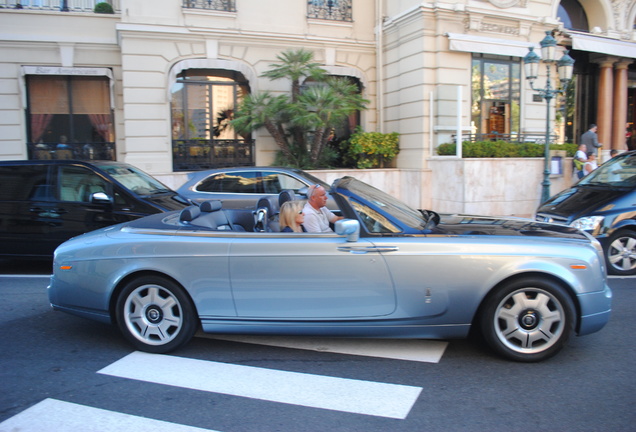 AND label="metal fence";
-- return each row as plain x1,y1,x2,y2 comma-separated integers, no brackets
173,139,254,171
307,0,352,22
452,132,560,144
0,0,121,12
181,0,235,12
28,142,116,161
